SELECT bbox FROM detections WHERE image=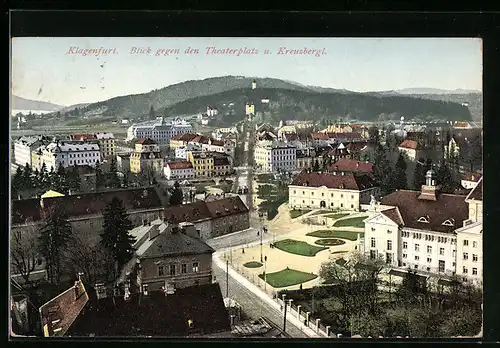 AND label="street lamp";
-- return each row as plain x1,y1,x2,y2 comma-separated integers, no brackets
282,294,287,332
